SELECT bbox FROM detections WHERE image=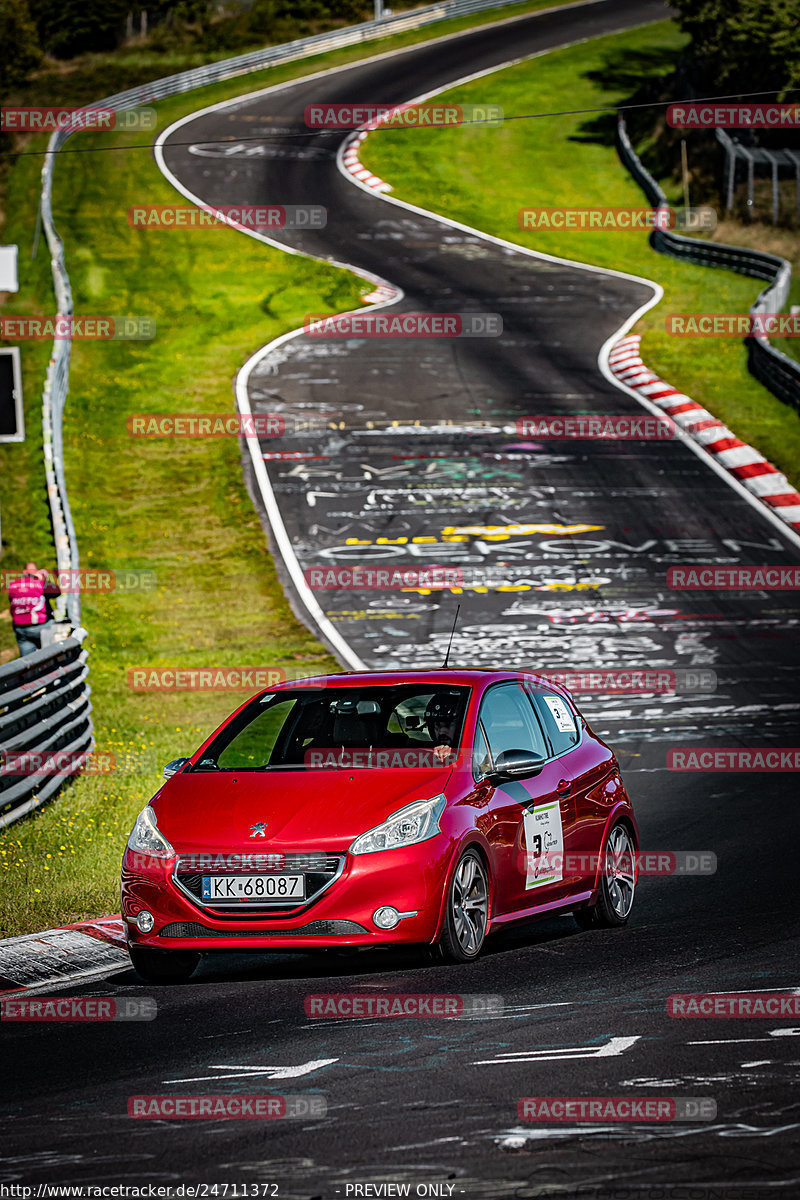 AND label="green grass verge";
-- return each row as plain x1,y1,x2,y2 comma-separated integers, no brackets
360,19,800,487
0,0,592,939
0,115,355,936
